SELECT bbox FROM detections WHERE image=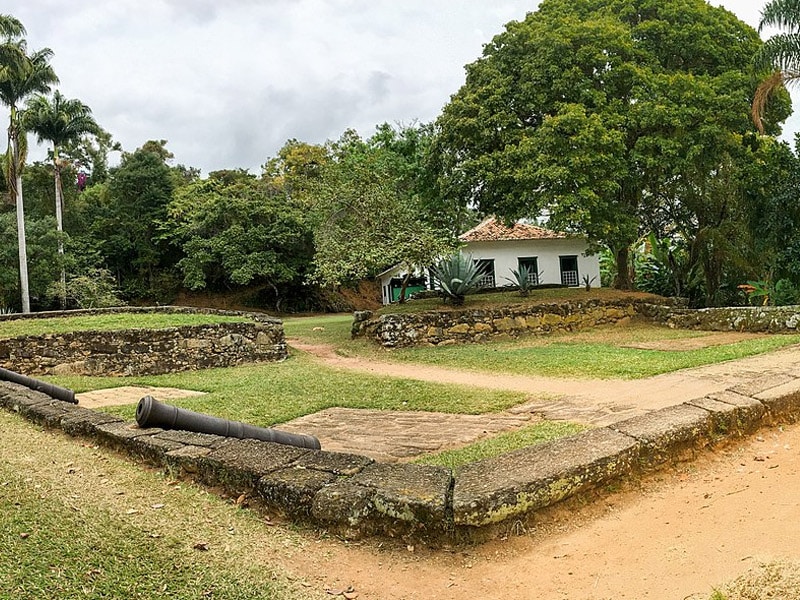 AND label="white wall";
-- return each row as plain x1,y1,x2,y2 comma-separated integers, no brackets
464,238,601,288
